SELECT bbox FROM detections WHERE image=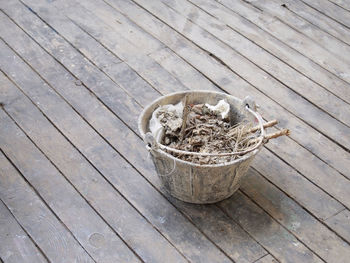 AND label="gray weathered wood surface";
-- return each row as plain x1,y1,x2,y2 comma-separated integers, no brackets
0,0,349,262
